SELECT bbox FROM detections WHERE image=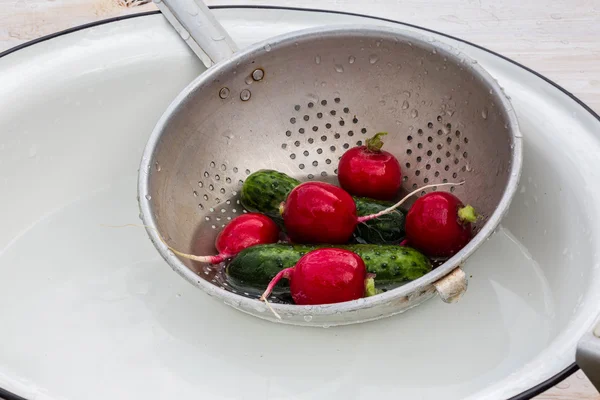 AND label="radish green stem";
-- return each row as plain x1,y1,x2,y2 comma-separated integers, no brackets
364,278,376,297
365,131,388,152
458,205,478,223
357,181,465,223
